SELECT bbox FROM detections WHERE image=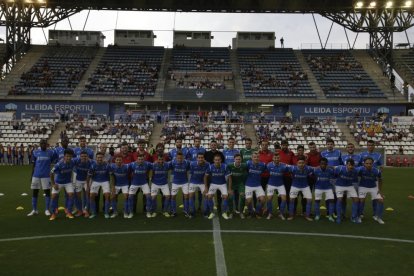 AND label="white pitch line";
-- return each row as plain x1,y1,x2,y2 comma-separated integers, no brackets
212,218,228,276
0,229,413,245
